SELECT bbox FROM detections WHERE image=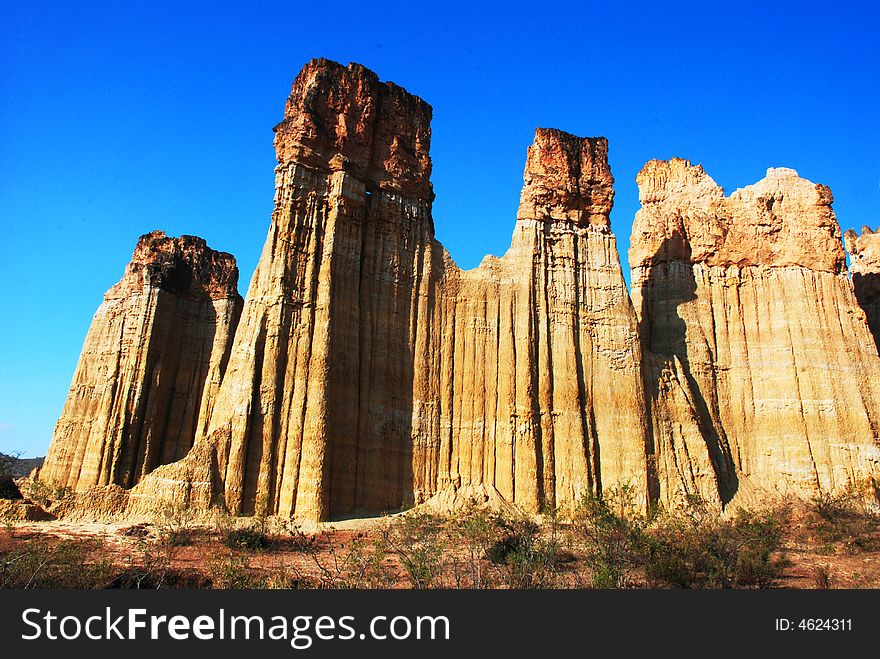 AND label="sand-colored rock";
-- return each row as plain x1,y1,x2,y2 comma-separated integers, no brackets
631,160,880,507
845,226,880,351
190,60,649,521
0,500,54,522
43,60,880,523
40,231,243,492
